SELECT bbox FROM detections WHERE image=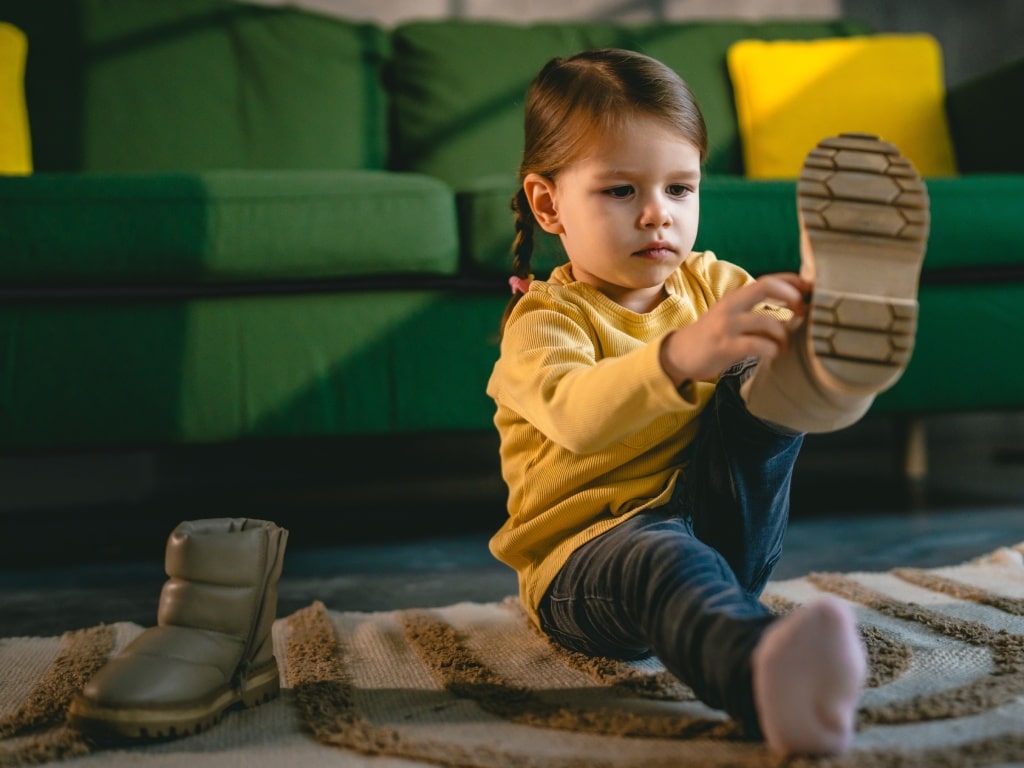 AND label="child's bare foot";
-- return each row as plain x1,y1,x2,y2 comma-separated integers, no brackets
752,596,866,756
